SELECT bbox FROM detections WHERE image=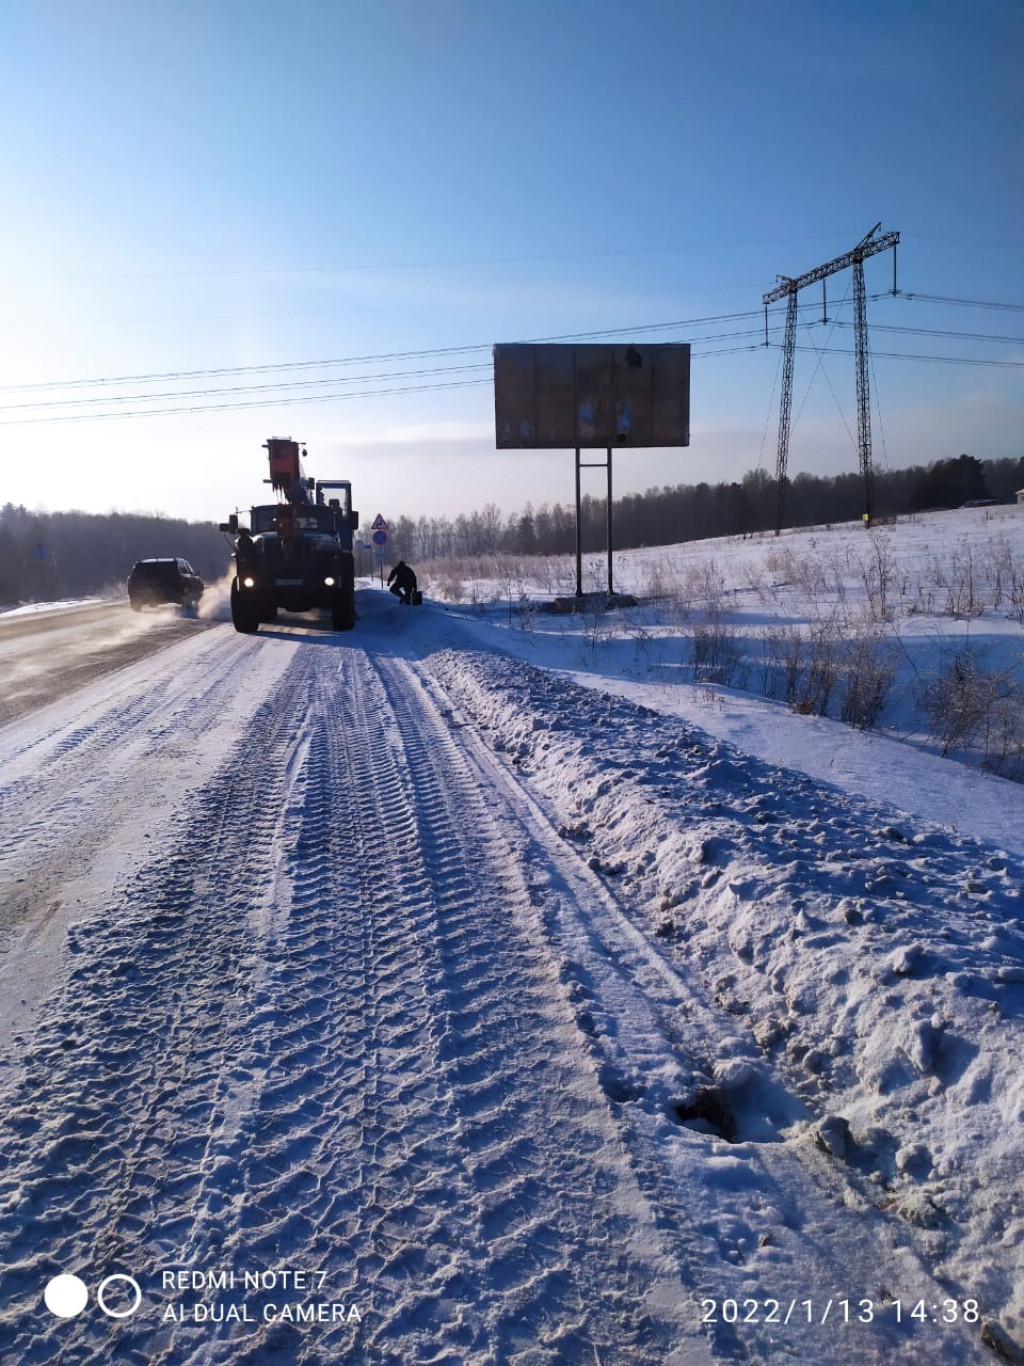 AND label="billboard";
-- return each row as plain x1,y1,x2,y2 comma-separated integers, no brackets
493,342,690,450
